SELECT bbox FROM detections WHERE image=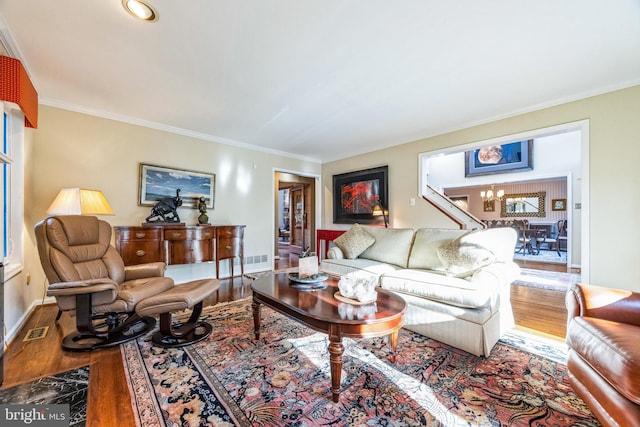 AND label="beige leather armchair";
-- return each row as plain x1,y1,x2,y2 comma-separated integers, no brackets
35,215,181,350
565,283,640,426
